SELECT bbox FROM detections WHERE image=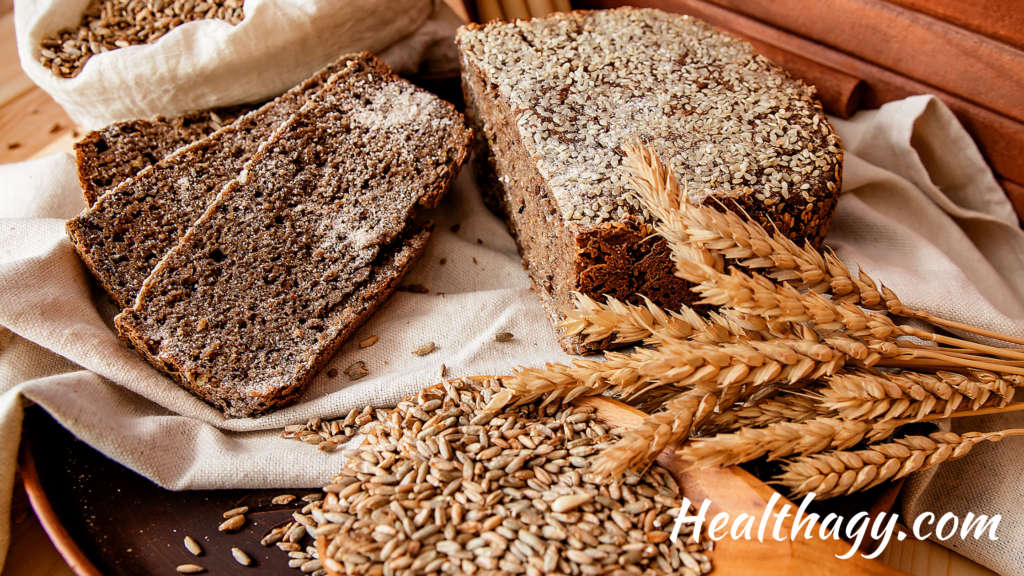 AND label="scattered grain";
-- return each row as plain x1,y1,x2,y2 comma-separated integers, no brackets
231,547,252,566
218,514,245,532
345,361,368,380
183,536,202,556
412,342,436,356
